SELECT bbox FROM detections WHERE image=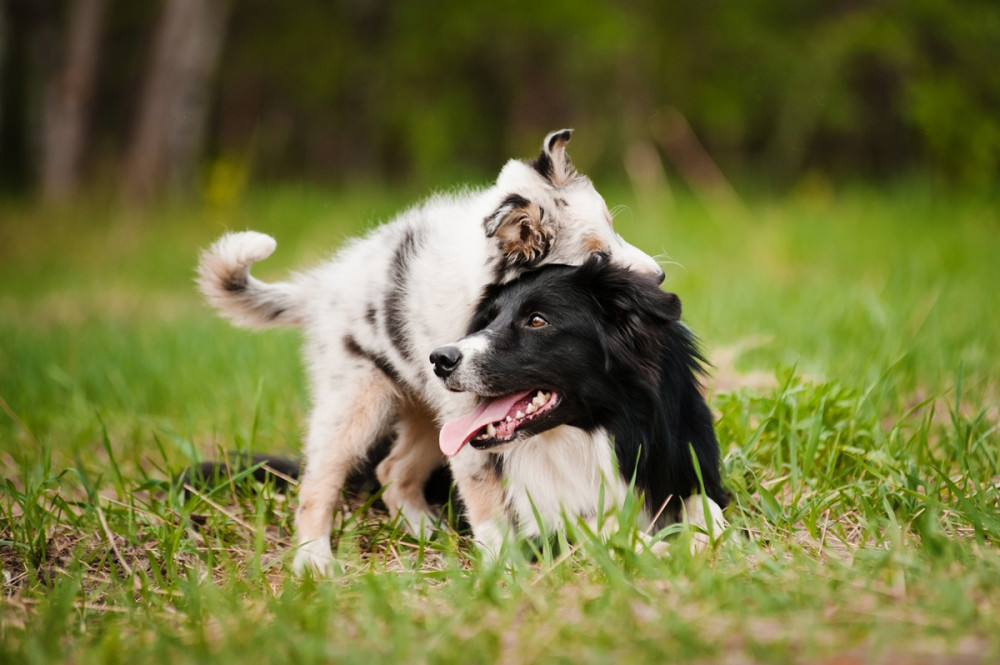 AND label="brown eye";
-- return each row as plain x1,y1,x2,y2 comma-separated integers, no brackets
527,314,548,328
